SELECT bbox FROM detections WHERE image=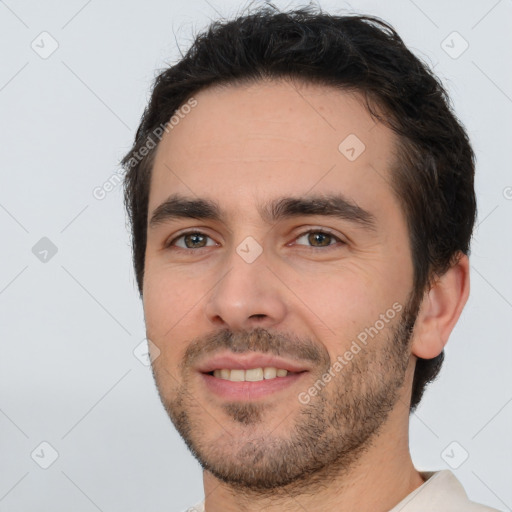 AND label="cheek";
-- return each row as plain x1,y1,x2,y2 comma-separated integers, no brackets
287,259,388,318
142,268,201,347
285,261,405,357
